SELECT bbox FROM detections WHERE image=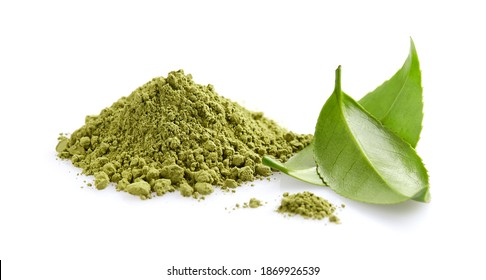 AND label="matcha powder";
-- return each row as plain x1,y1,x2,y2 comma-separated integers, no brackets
278,192,339,223
57,70,311,199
